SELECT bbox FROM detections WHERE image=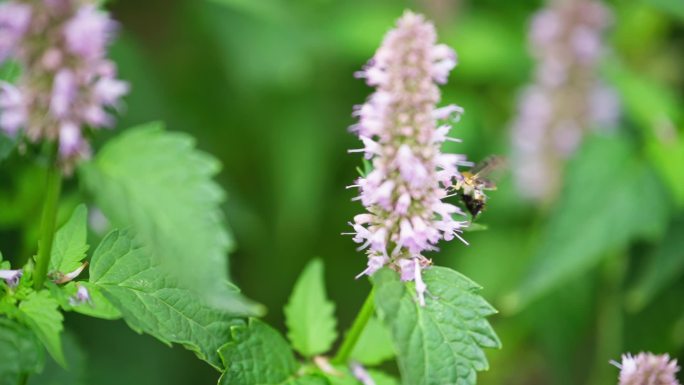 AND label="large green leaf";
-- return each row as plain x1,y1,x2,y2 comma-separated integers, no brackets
49,205,89,275
28,332,87,385
0,318,44,385
48,281,122,320
218,318,297,385
79,123,237,308
505,135,669,311
349,316,394,365
627,218,684,311
18,291,65,367
373,267,500,385
284,259,337,357
89,229,251,370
